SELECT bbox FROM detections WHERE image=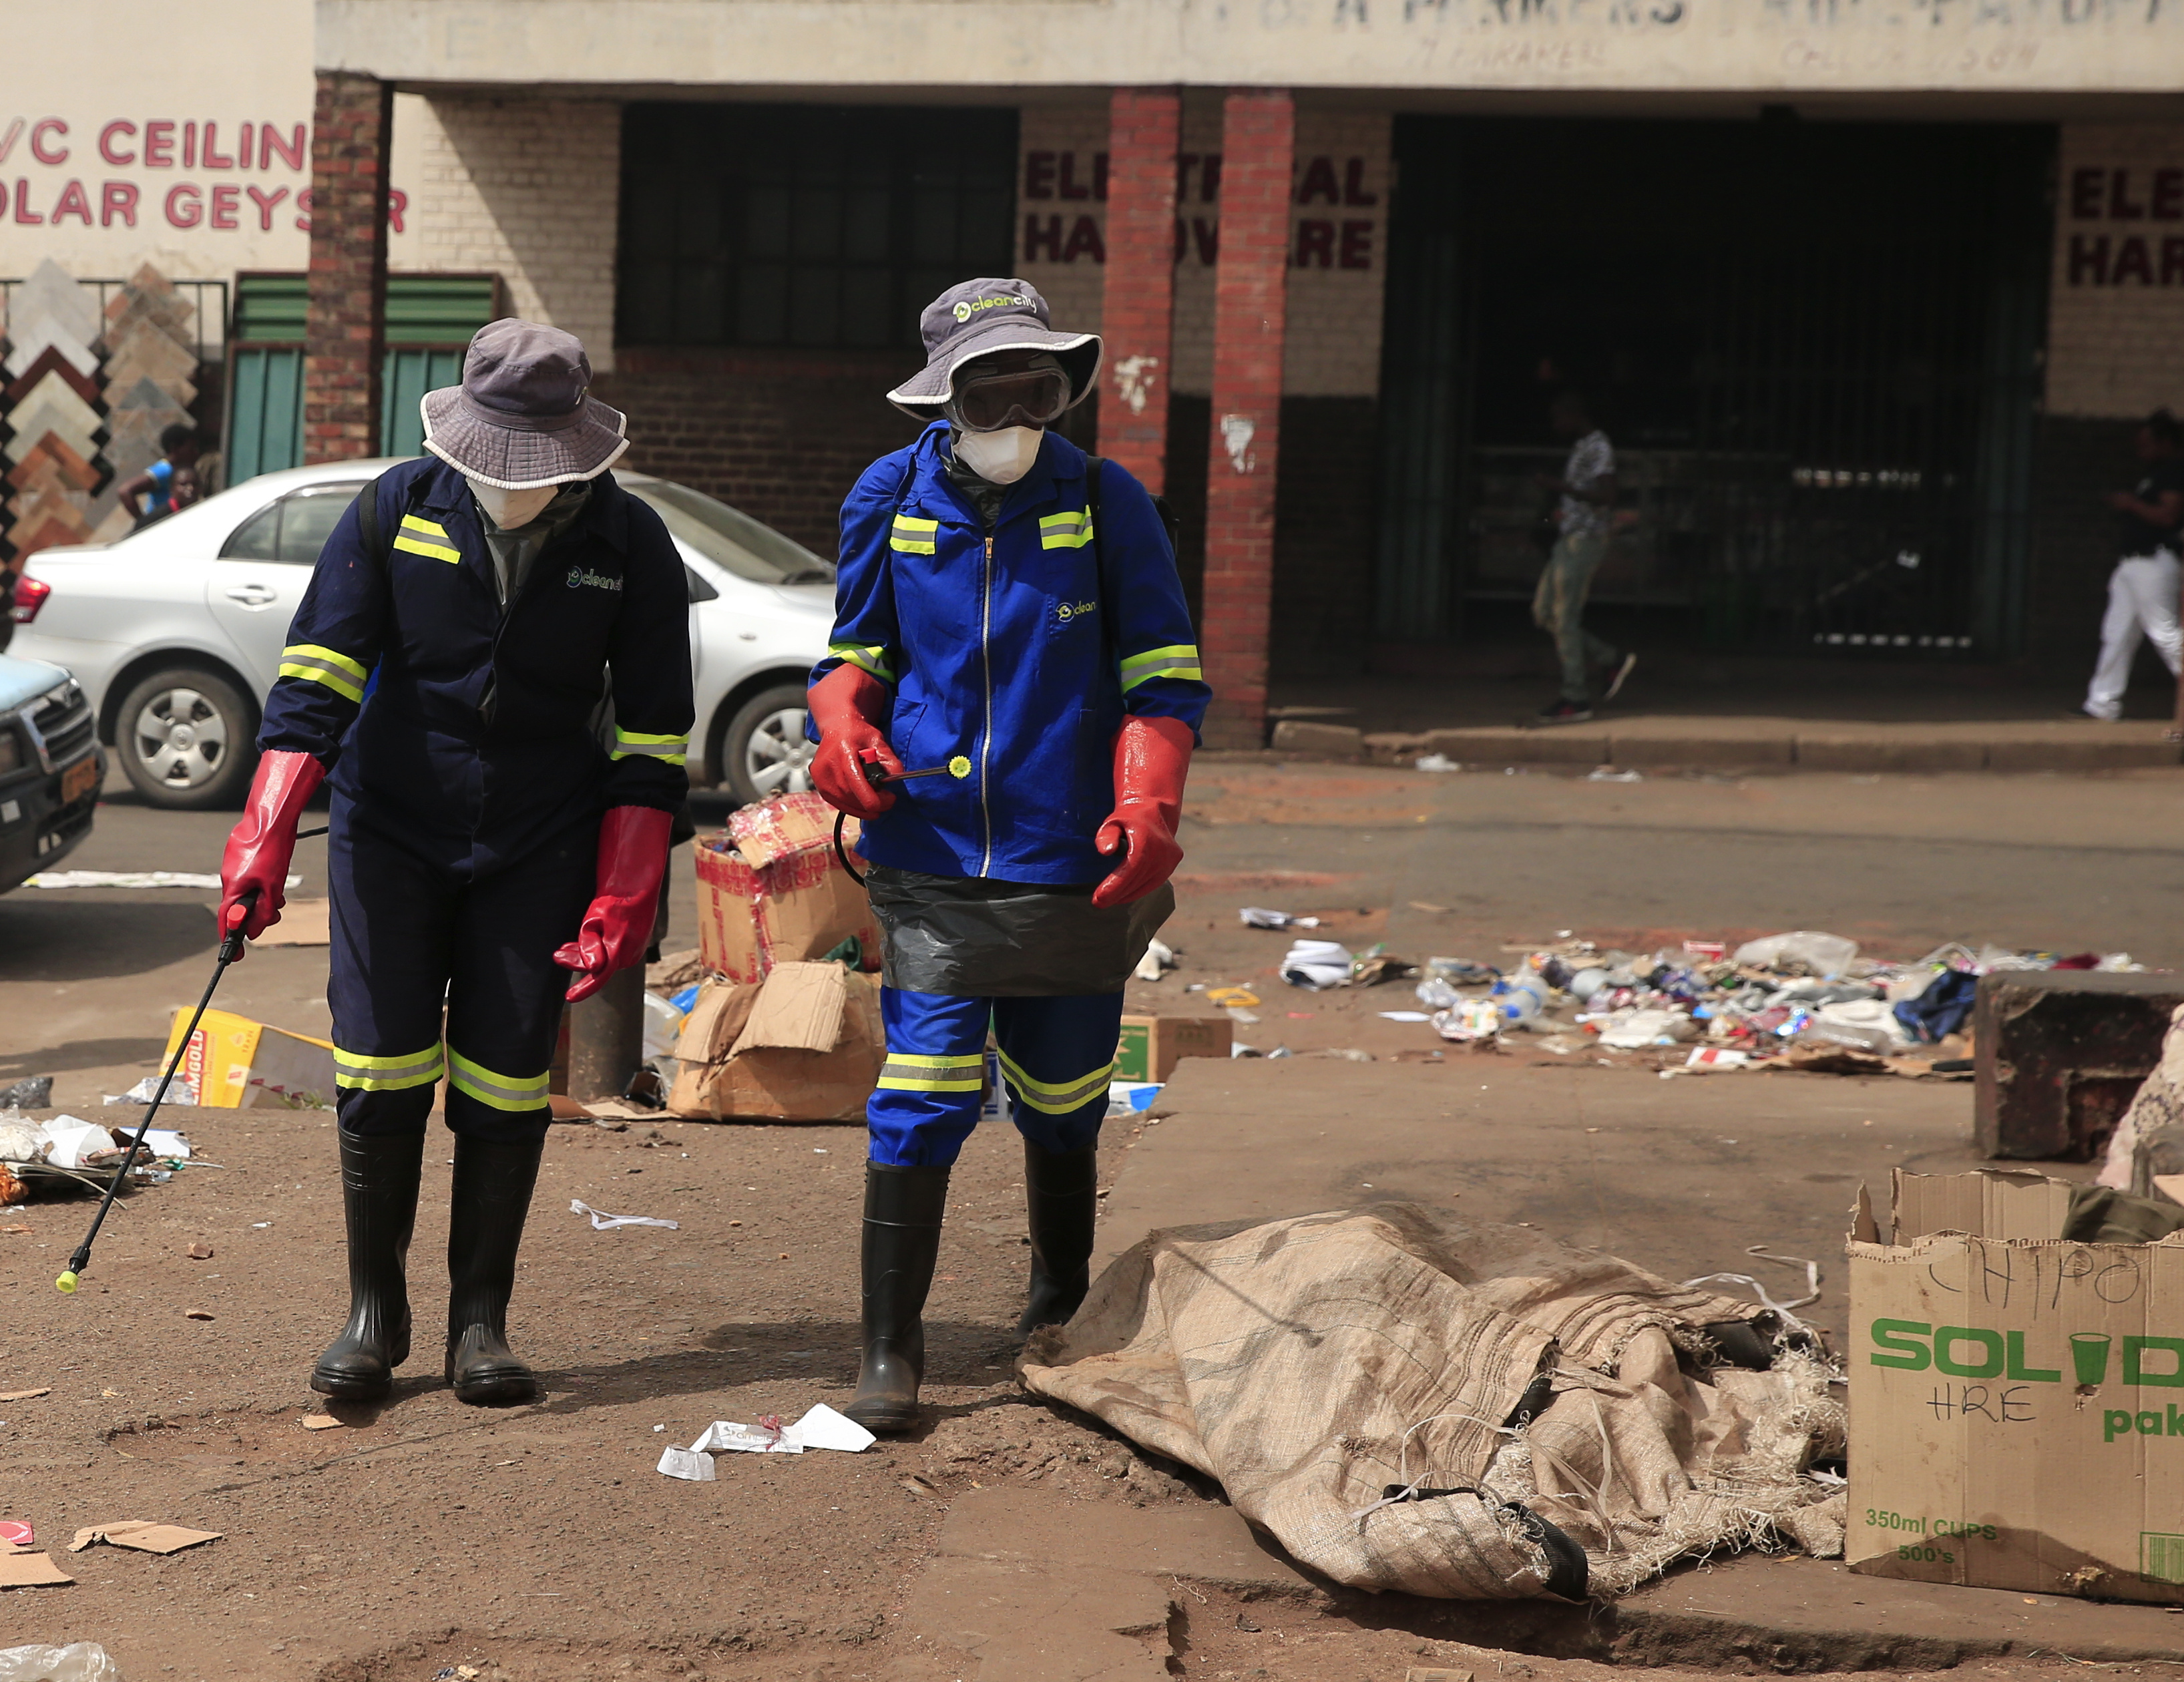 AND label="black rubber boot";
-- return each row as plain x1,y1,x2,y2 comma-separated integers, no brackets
1016,1141,1099,1339
843,1162,951,1434
311,1129,424,1400
444,1133,545,1406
